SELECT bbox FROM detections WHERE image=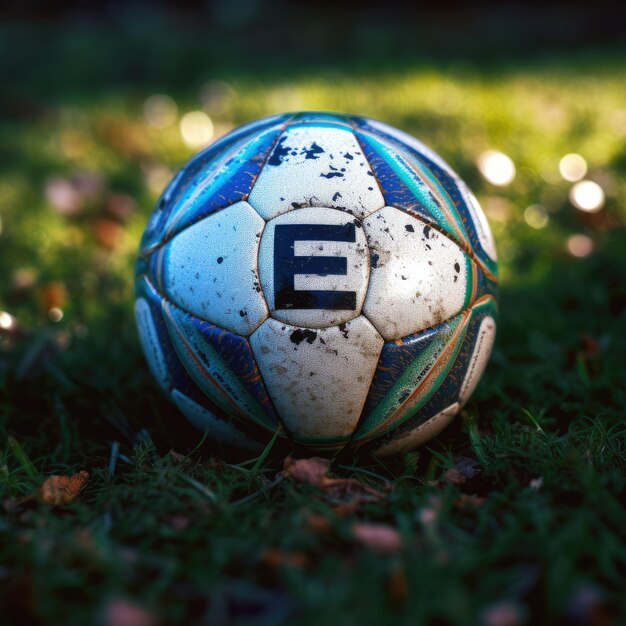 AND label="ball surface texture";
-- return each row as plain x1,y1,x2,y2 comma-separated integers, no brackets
135,112,498,456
